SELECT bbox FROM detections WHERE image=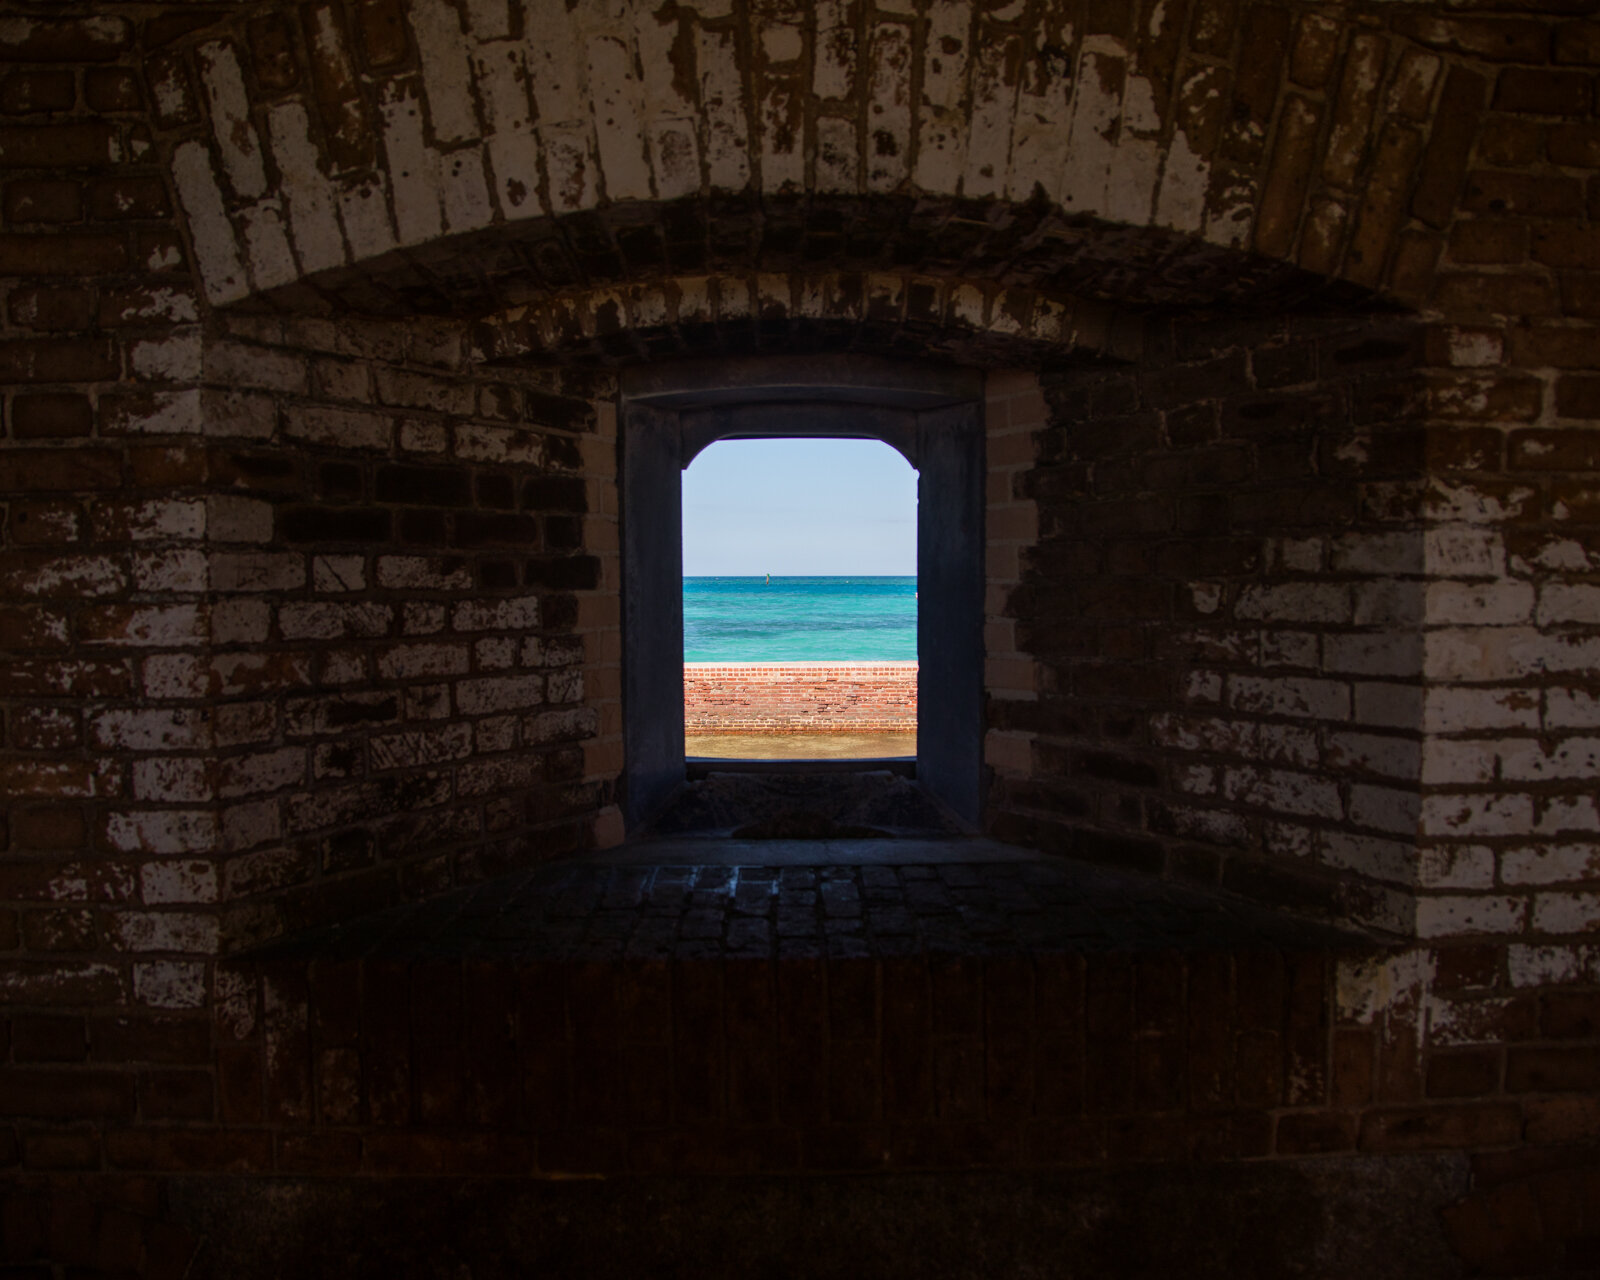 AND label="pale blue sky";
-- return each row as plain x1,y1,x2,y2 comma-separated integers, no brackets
682,438,917,576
